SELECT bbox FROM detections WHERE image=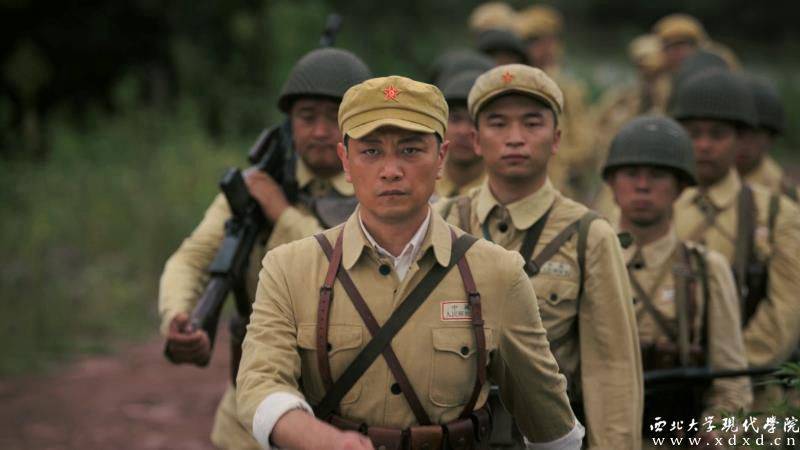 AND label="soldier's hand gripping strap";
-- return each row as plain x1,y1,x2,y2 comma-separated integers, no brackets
313,230,479,422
